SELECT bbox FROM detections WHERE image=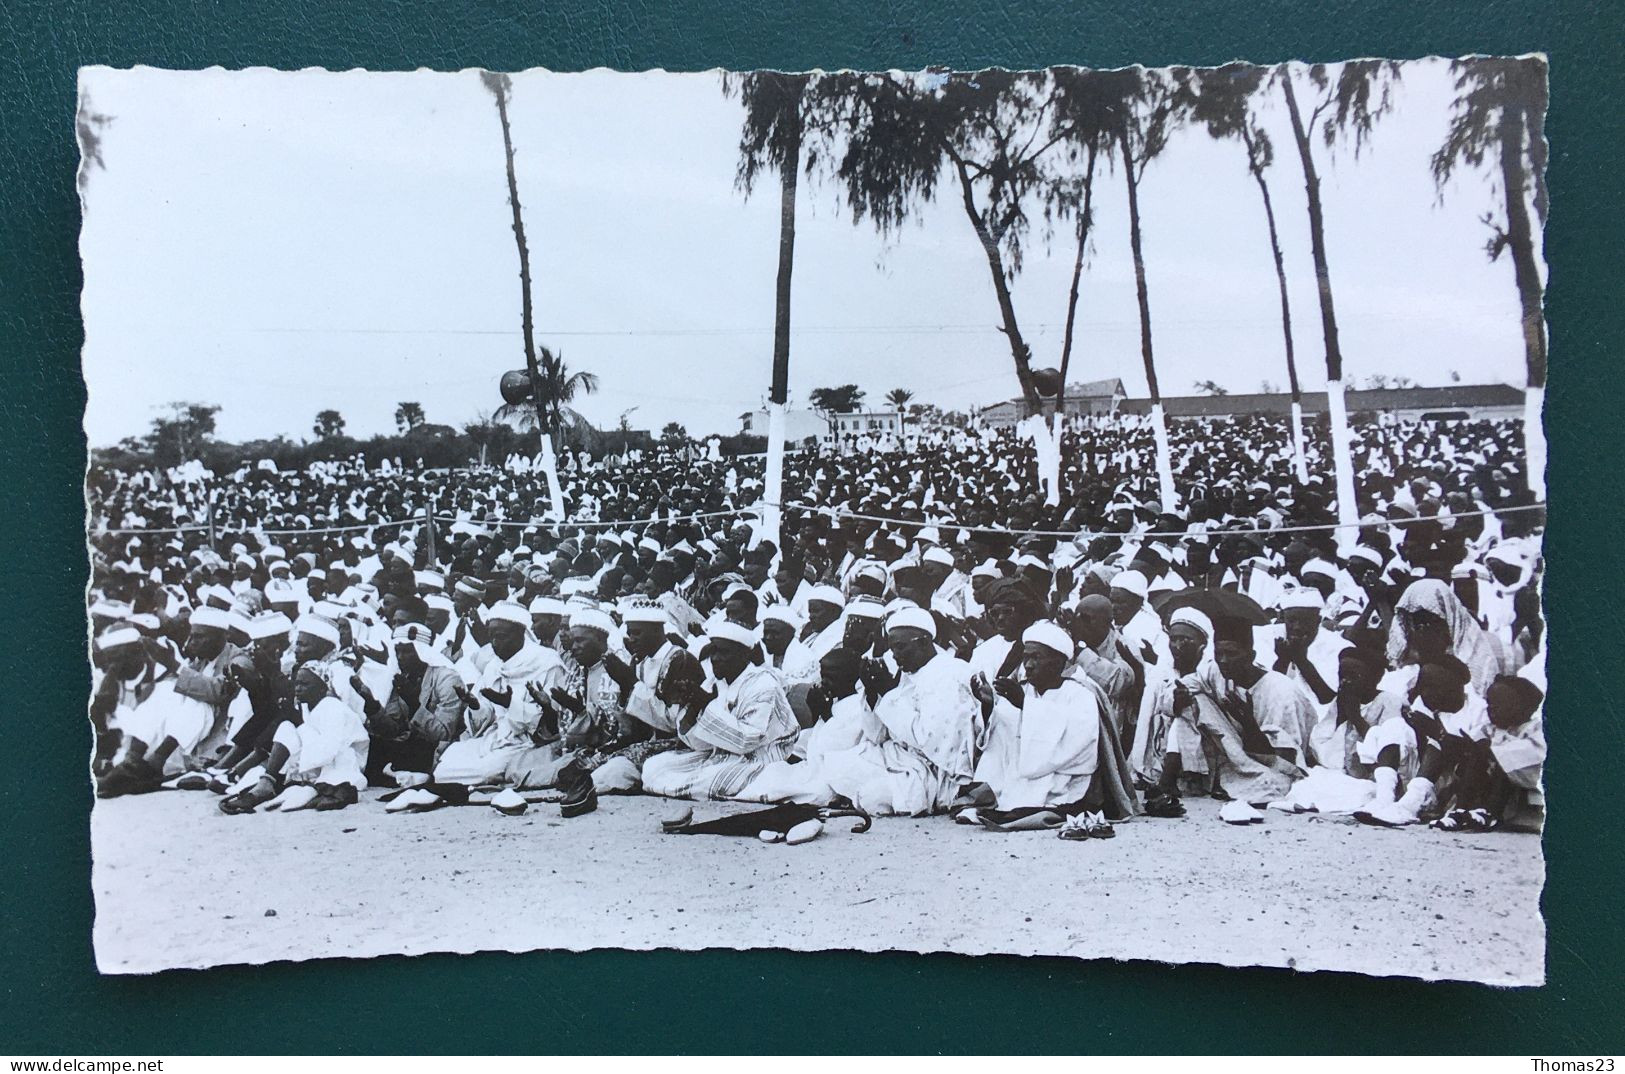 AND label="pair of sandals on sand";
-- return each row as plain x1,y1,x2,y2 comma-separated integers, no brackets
950,804,1118,839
